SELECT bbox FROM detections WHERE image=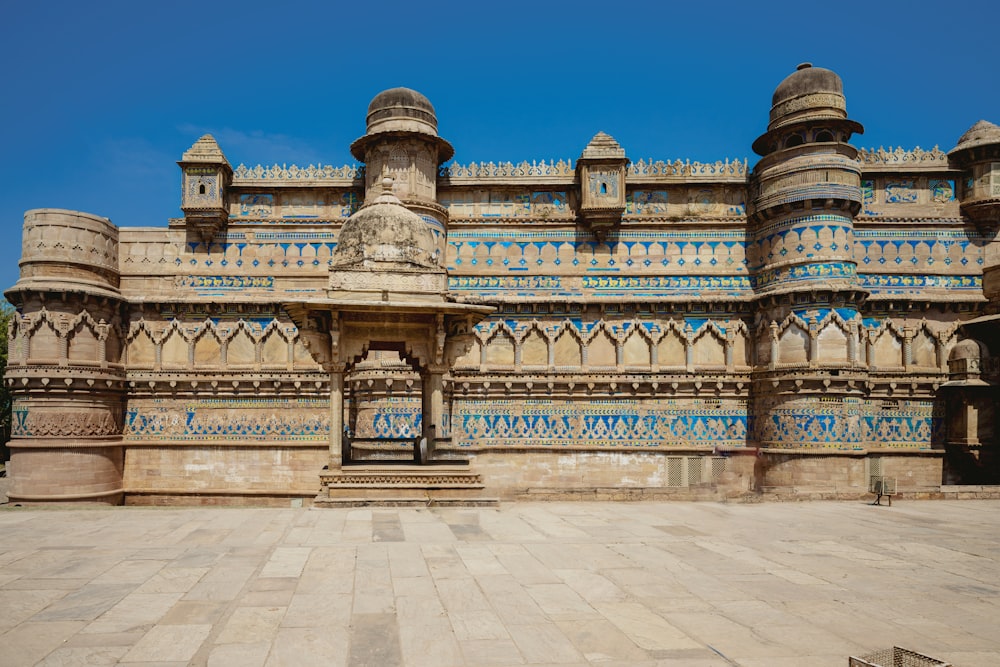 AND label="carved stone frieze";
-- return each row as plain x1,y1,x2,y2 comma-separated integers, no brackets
13,410,123,437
